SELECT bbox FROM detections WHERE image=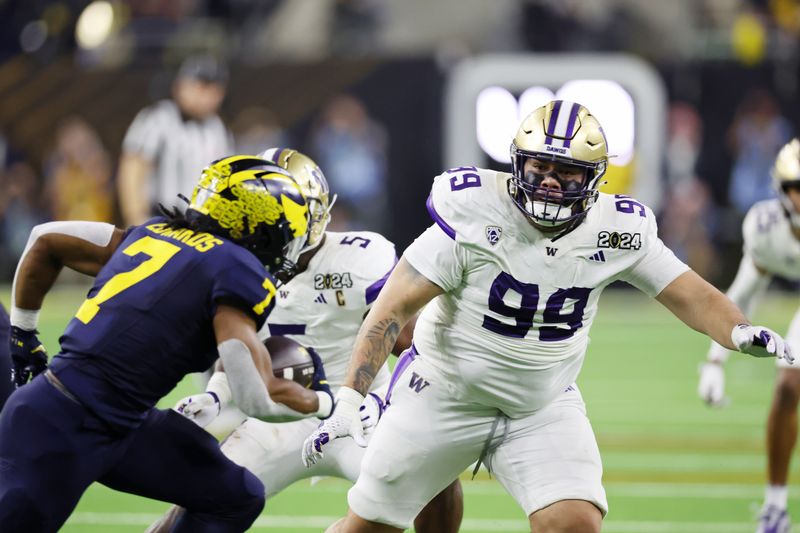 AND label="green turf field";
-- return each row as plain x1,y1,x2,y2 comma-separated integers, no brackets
5,283,800,532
